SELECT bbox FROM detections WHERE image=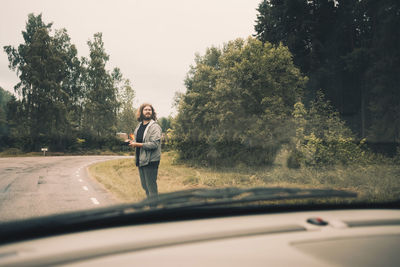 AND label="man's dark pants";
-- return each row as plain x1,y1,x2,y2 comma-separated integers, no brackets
138,163,159,197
